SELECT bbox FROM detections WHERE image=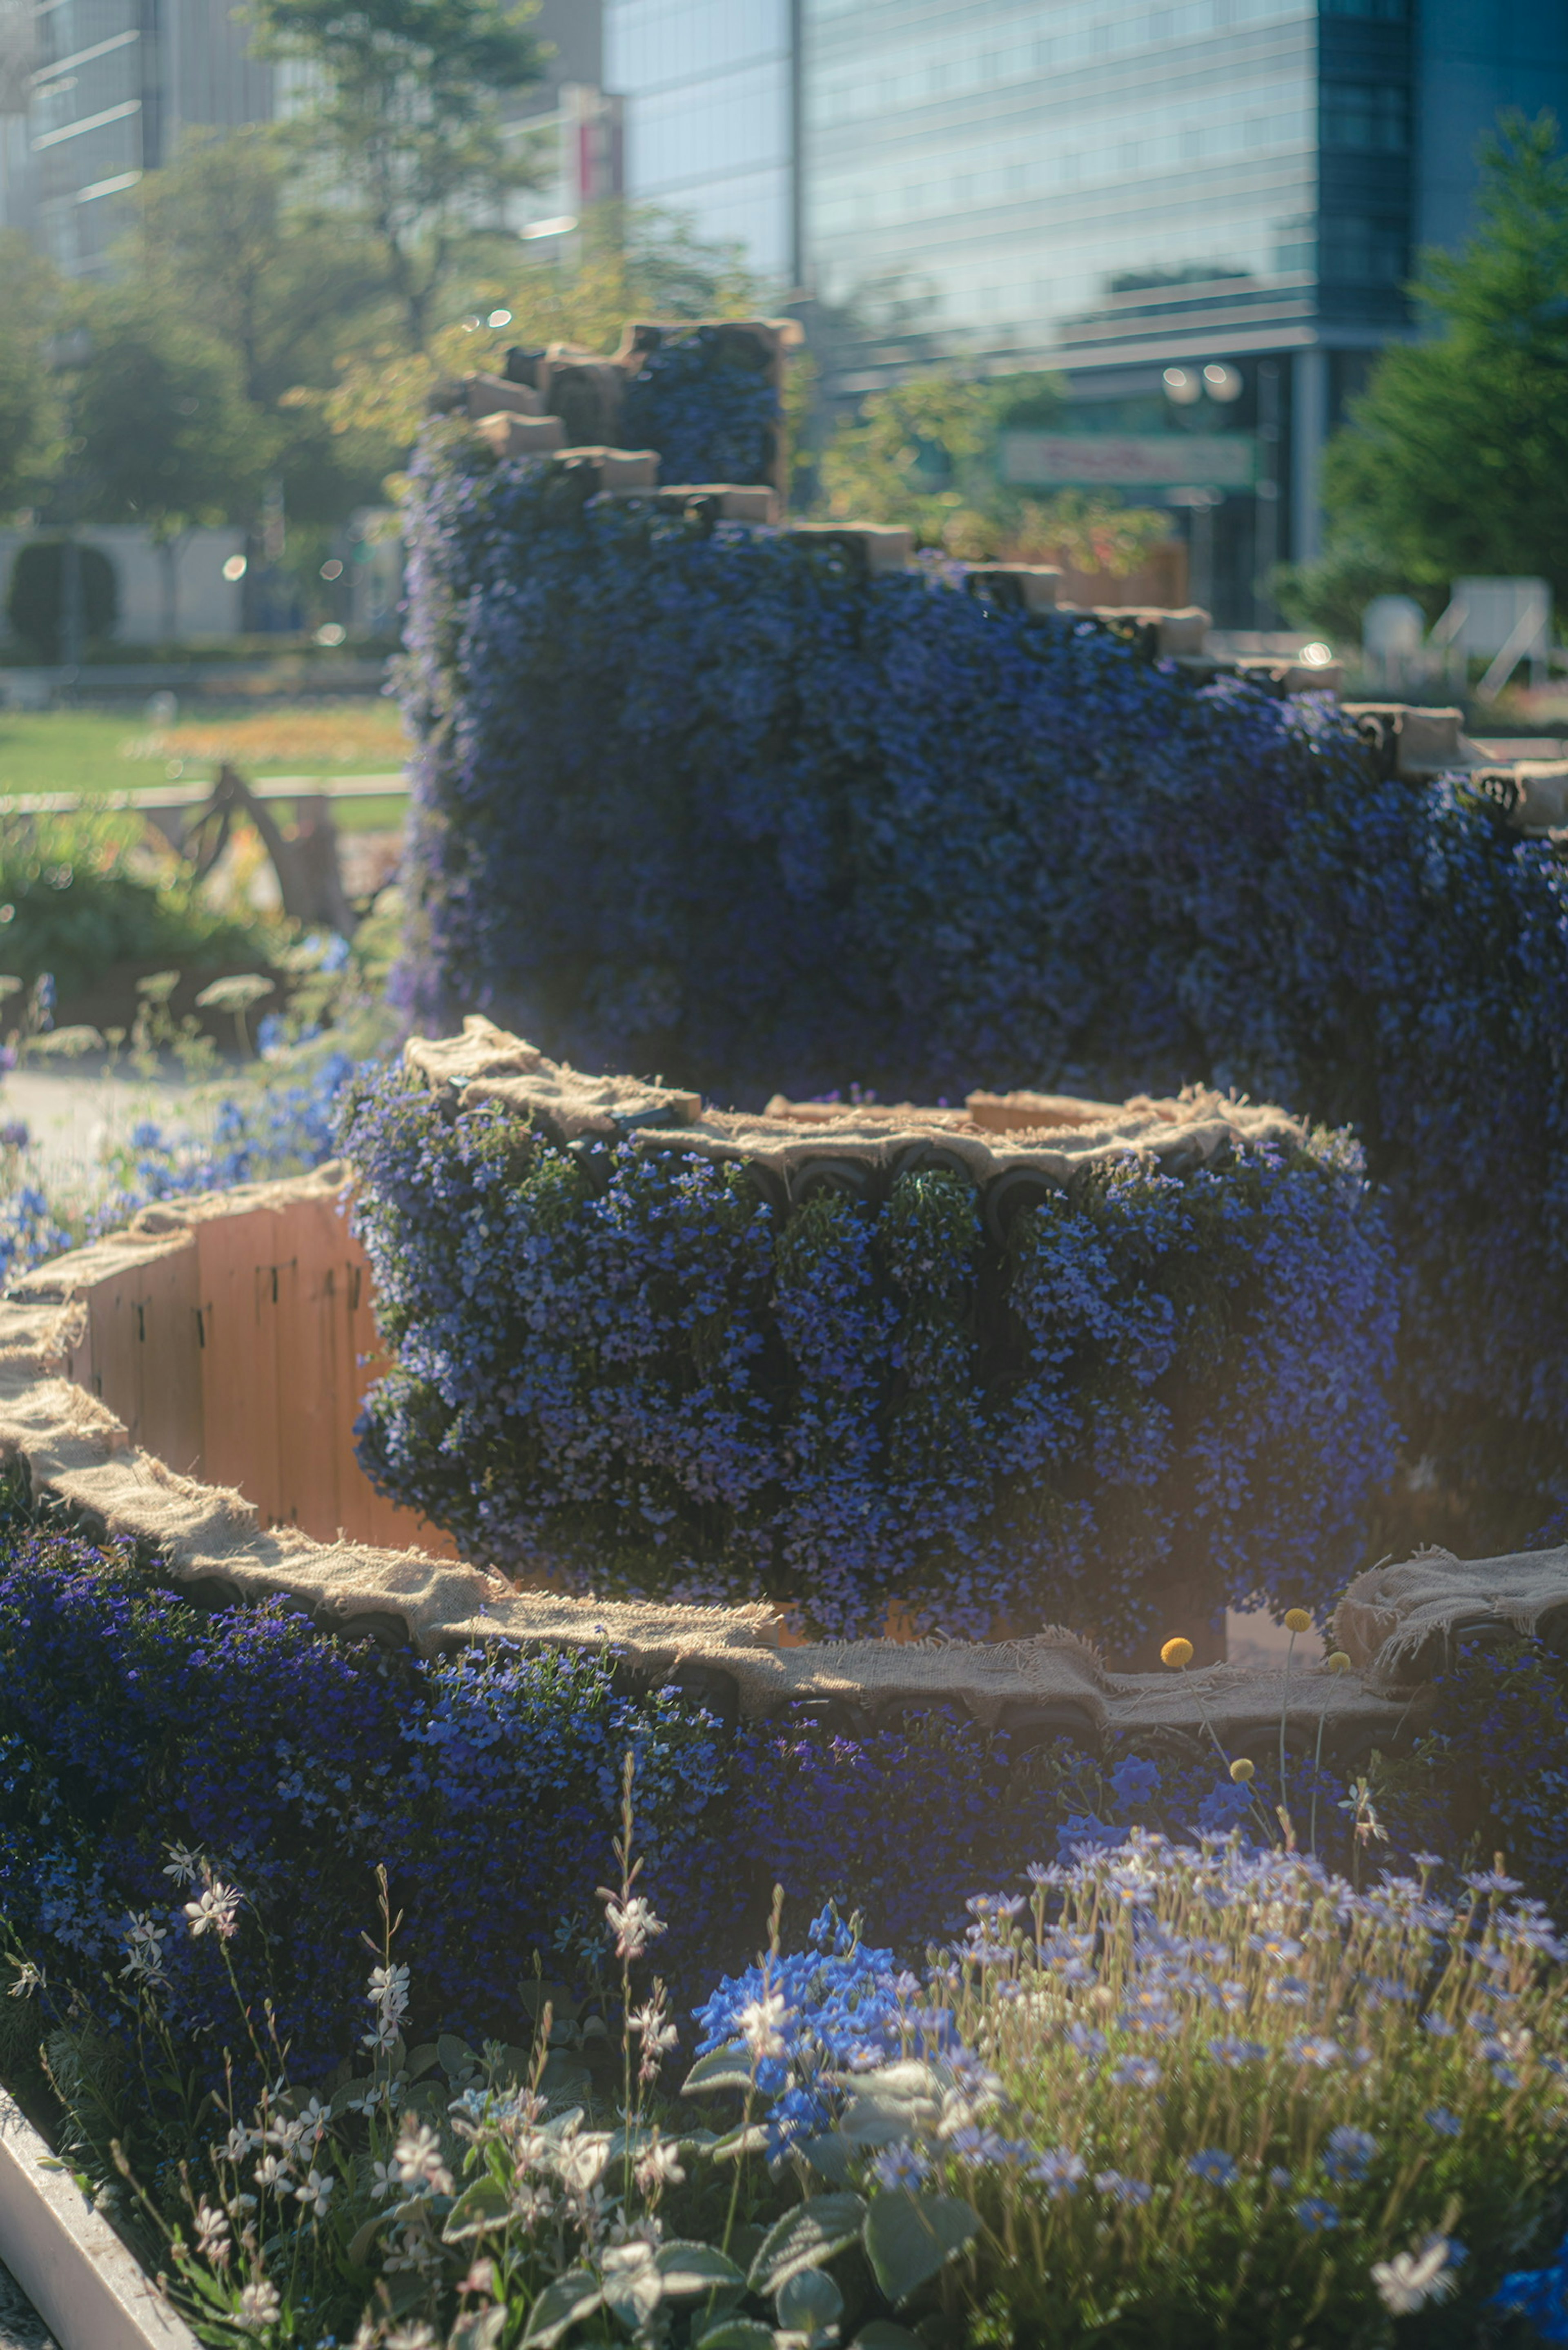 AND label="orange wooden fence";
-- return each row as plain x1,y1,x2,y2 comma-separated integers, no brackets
63,1187,457,1556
